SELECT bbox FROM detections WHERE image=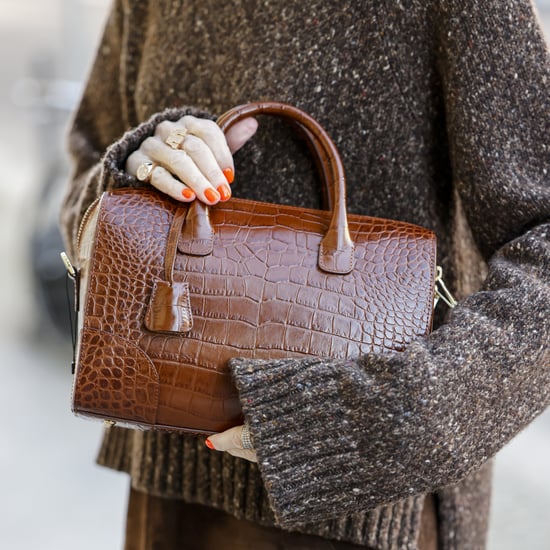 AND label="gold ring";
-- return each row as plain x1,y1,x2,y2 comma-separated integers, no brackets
136,161,157,183
165,128,188,149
